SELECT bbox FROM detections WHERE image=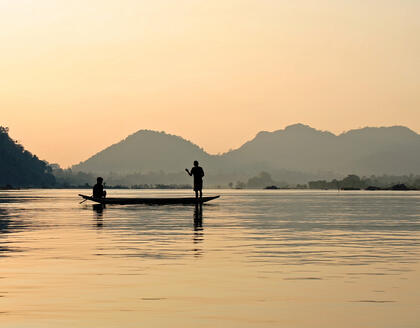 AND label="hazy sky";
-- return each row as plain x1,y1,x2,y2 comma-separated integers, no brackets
1,0,419,167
